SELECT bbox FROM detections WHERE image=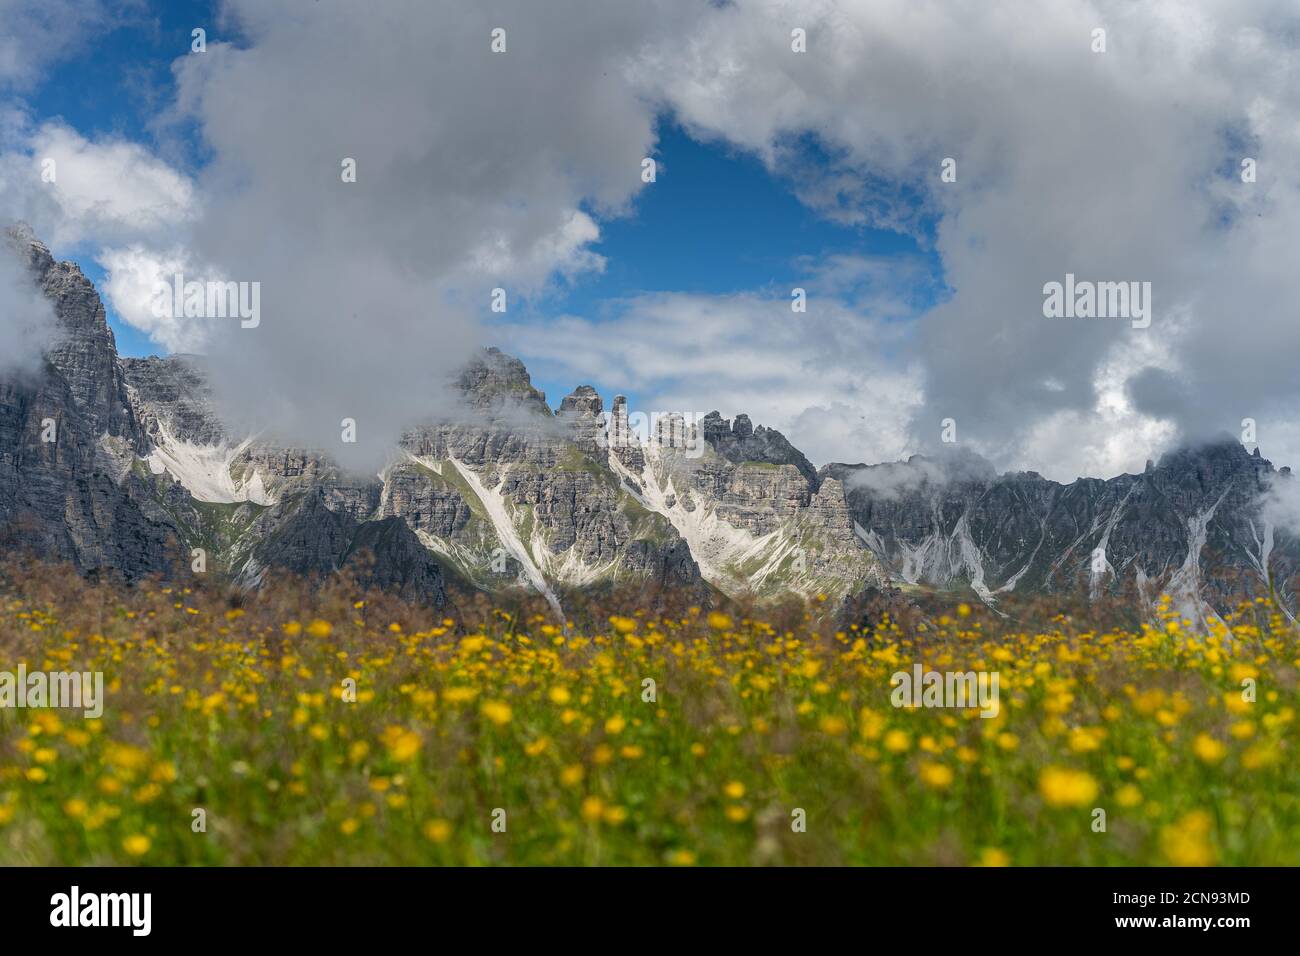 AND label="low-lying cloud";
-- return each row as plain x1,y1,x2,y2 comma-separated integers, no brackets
841,445,999,499
150,0,696,468
0,230,56,377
